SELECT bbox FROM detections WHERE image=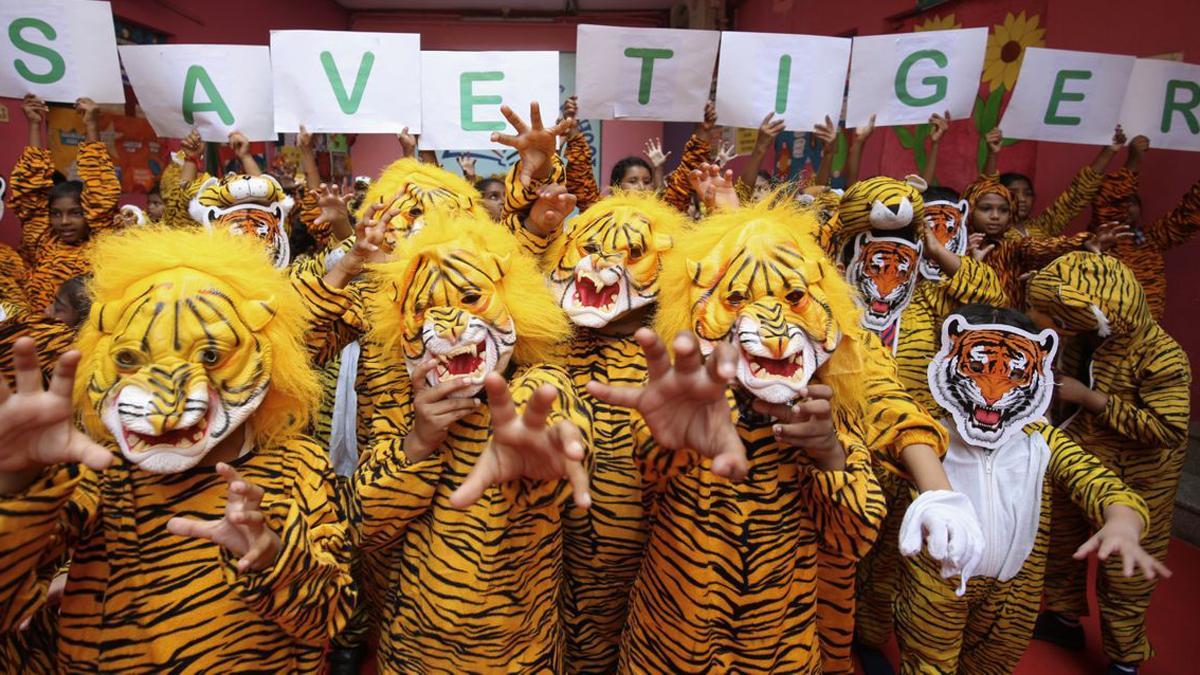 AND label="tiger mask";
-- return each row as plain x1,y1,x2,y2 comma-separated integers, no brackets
928,315,1058,449
370,212,569,398
547,193,685,328
846,233,923,333
837,174,927,240
356,158,484,249
657,202,868,405
188,174,294,268
74,228,319,474
919,198,970,281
